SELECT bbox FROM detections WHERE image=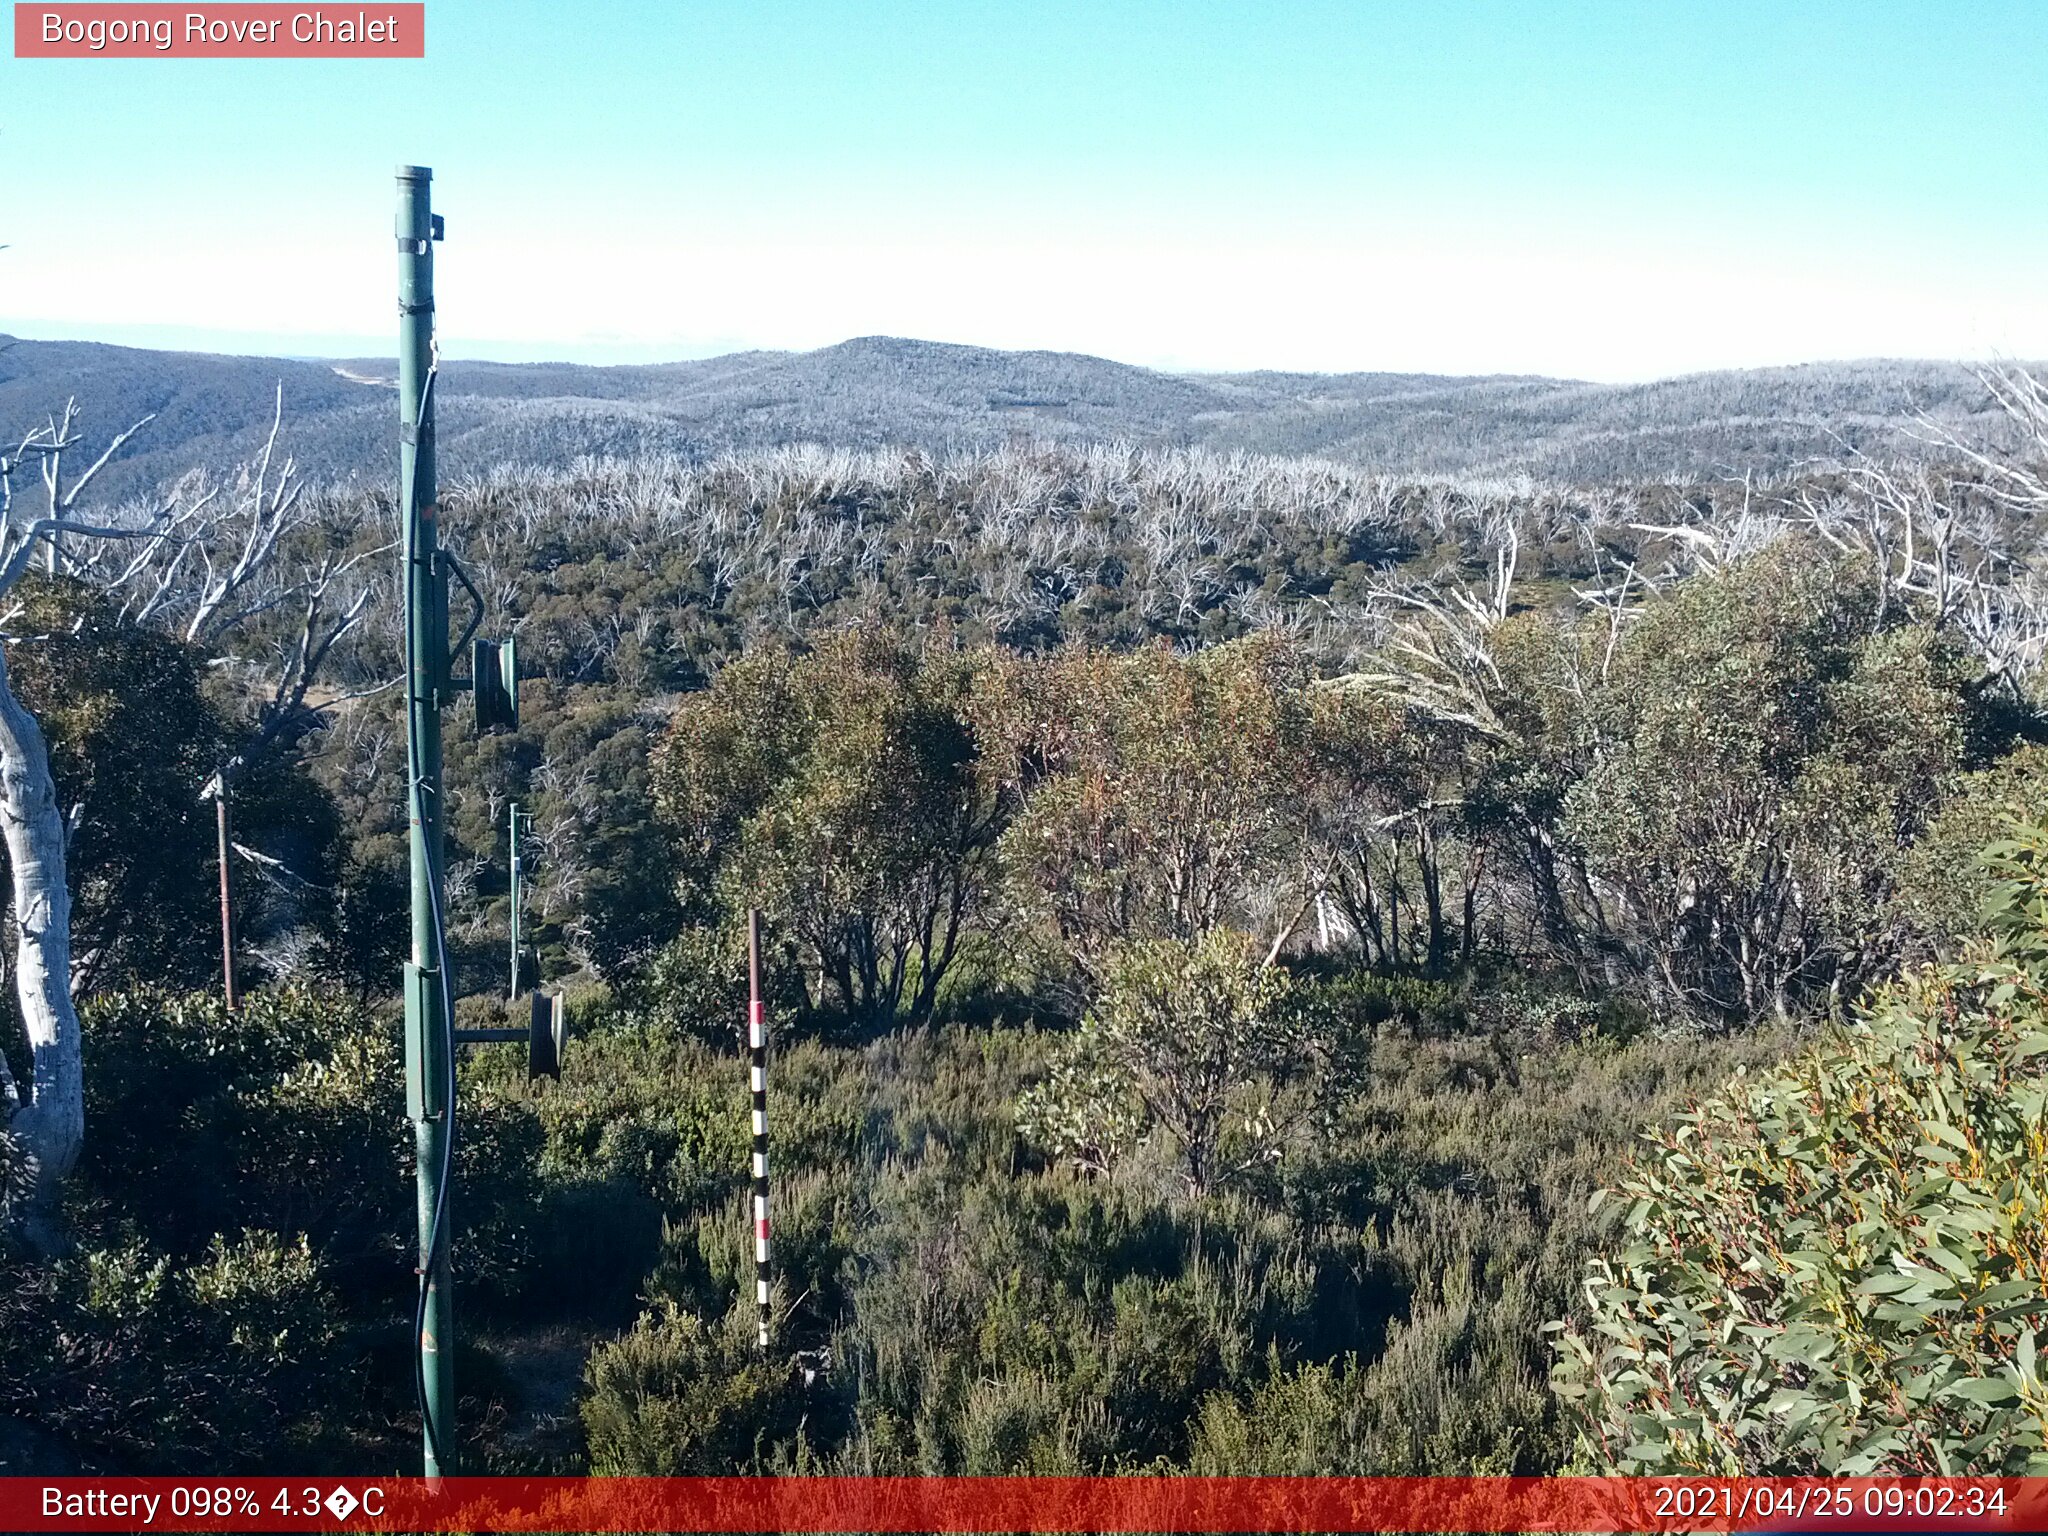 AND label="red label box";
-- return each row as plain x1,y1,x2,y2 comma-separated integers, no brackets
14,3,424,57
1,1476,2044,1533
